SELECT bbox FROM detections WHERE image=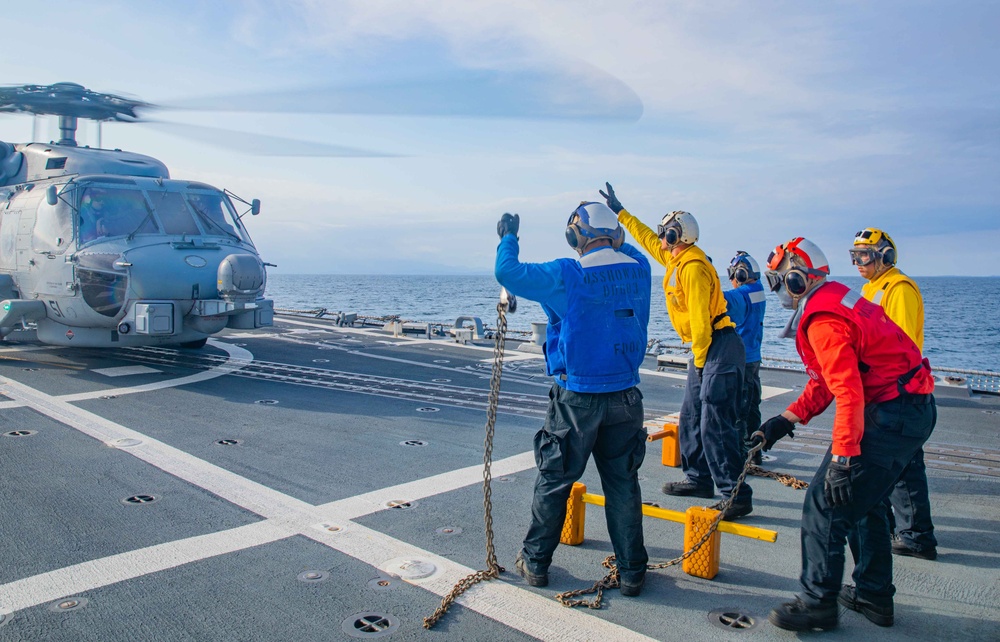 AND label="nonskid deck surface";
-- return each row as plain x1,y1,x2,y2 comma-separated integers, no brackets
0,315,997,641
